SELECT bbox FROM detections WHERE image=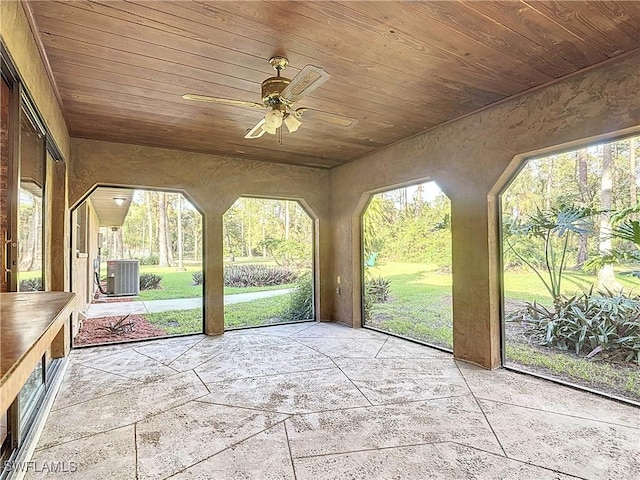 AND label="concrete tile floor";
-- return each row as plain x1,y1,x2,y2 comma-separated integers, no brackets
26,322,639,480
